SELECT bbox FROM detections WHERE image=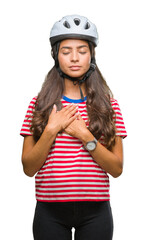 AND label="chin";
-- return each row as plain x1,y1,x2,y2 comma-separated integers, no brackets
67,71,85,79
